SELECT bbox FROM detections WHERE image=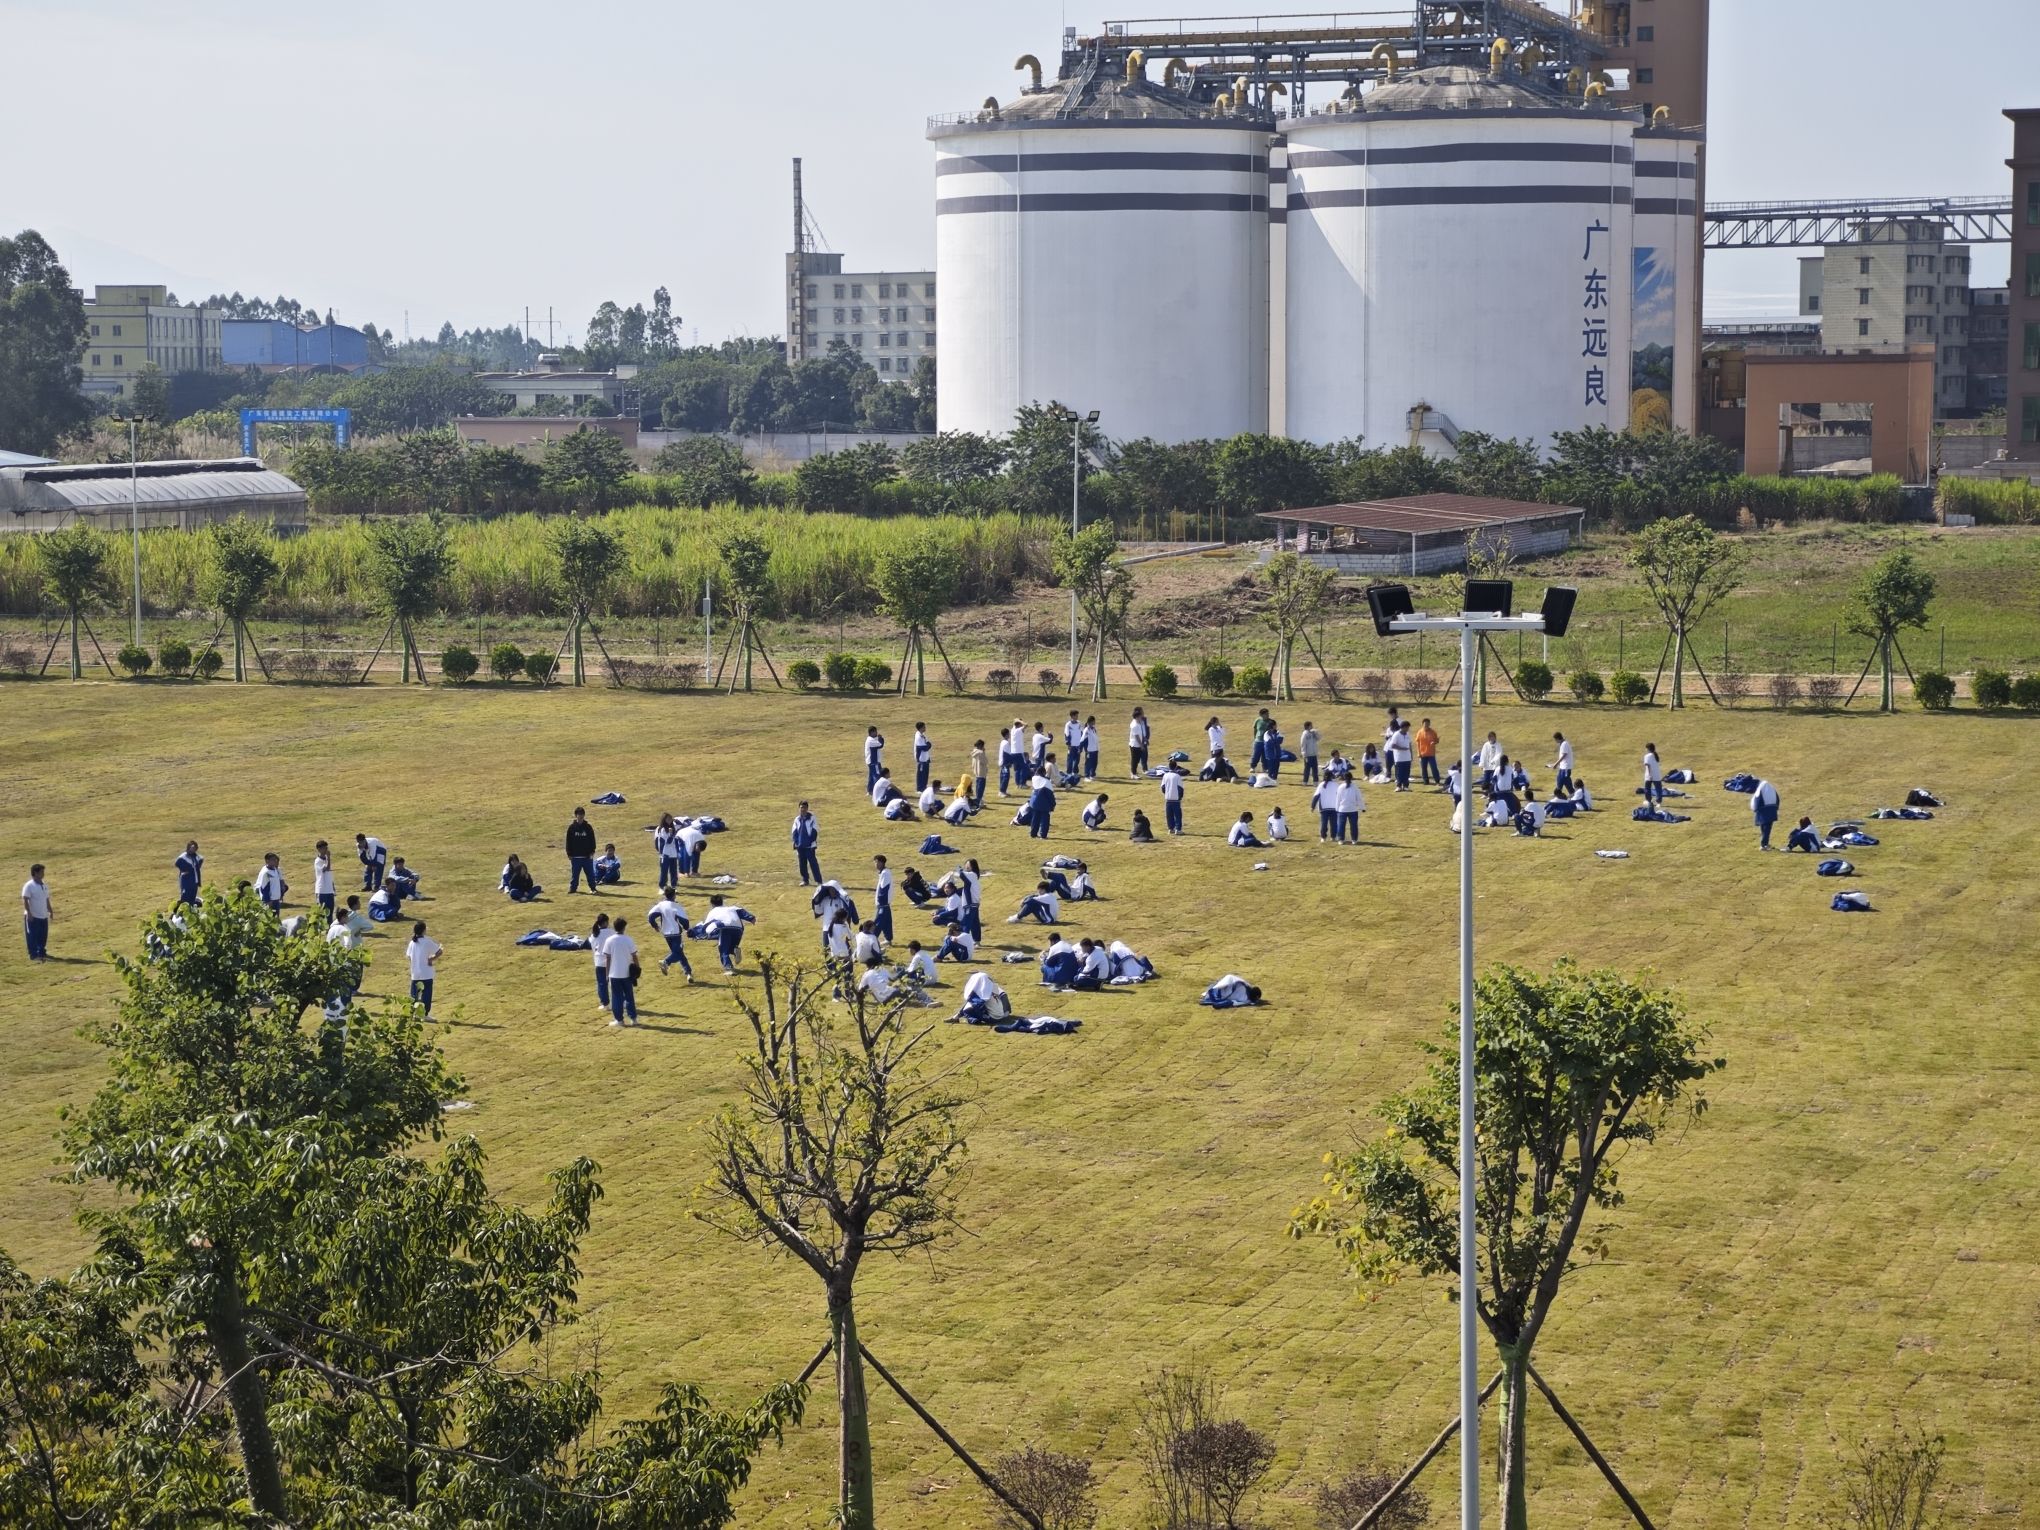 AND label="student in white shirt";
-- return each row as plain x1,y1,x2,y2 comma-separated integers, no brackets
312,841,337,919
405,920,442,1016
1081,717,1101,779
355,833,388,892
1161,761,1187,836
1128,707,1152,776
604,916,639,1025
917,781,944,816
912,724,933,792
1299,723,1321,785
1062,710,1084,758
864,727,886,791
871,770,902,808
21,864,53,962
648,893,693,979
1227,812,1263,848
1517,794,1548,835
1388,725,1414,792
254,854,288,913
1336,779,1364,844
1070,938,1112,992
702,895,751,972
1642,743,1665,806
1444,761,1464,804
1267,806,1290,841
943,784,975,826
671,822,704,877
872,855,895,941
654,813,685,893
854,922,884,966
1476,732,1503,791
1205,717,1226,756
935,921,976,962
856,960,896,1004
1008,882,1061,924
955,970,1009,1023
900,941,938,985
1550,732,1576,796
1082,794,1109,830
1030,725,1052,773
